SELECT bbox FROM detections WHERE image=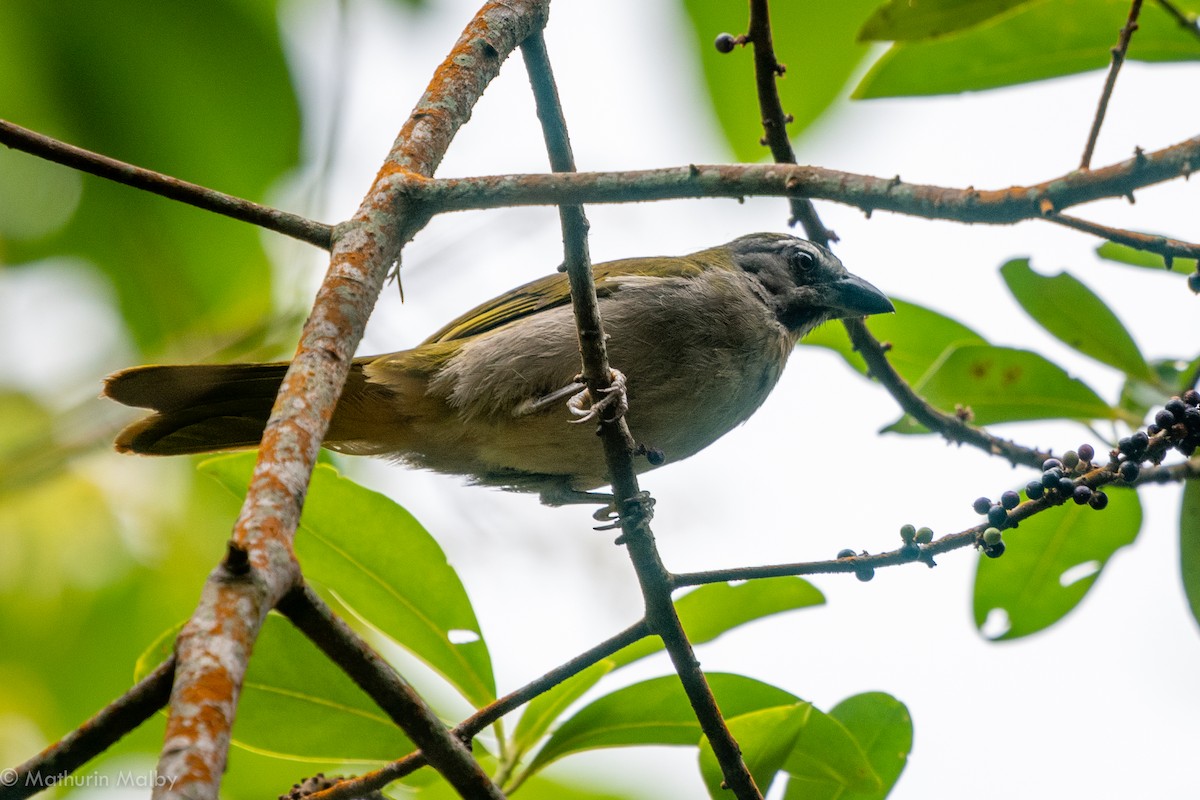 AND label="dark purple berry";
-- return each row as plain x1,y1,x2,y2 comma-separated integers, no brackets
837,548,856,559
1156,409,1176,429
1058,477,1076,495
1184,389,1200,407
983,541,1006,559
1190,271,1200,294
1117,436,1134,455
1000,490,1020,510
1148,424,1161,436
1089,490,1109,510
856,566,875,582
900,542,921,561
1185,407,1200,433
1043,467,1063,484
1026,480,1045,500
1130,430,1149,452
987,505,1008,527
1042,458,1062,471
973,496,992,515
1078,443,1095,462
1166,398,1187,422
1073,485,1093,505
714,33,737,53
1119,460,1140,482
